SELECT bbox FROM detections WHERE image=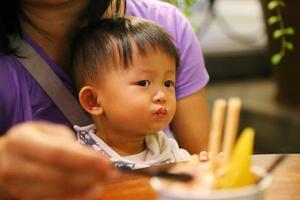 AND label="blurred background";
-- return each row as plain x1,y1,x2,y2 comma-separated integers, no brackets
164,0,300,153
